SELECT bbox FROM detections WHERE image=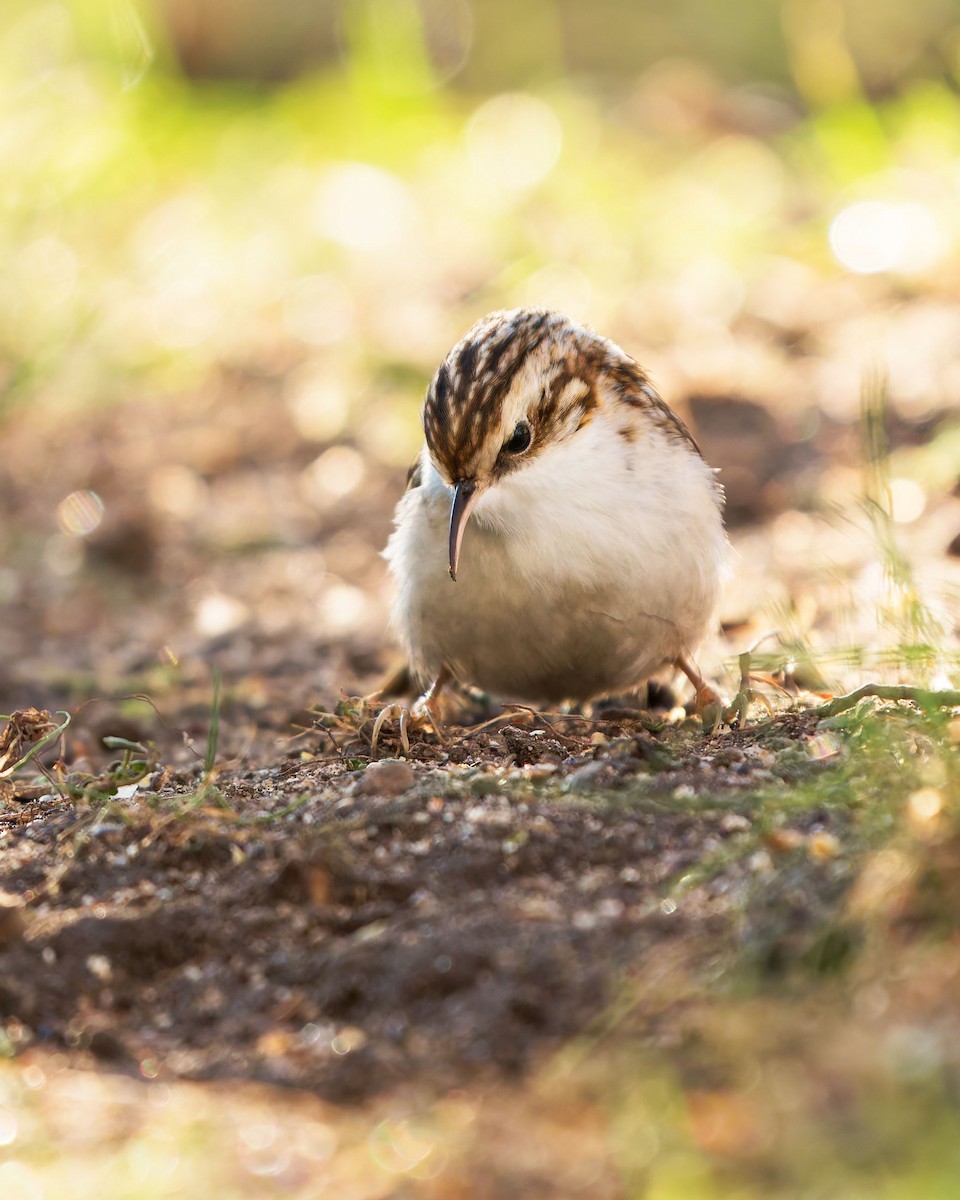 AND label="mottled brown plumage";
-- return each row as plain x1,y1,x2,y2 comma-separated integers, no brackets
421,308,701,488
375,307,728,751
